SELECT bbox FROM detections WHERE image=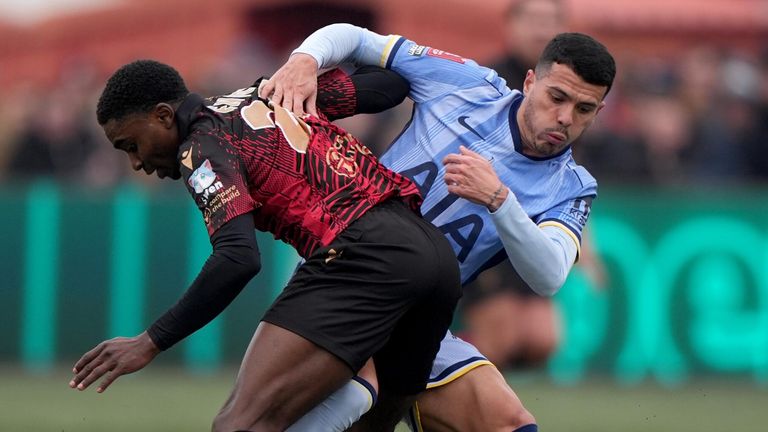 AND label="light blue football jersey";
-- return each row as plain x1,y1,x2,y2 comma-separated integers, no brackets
369,36,597,285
